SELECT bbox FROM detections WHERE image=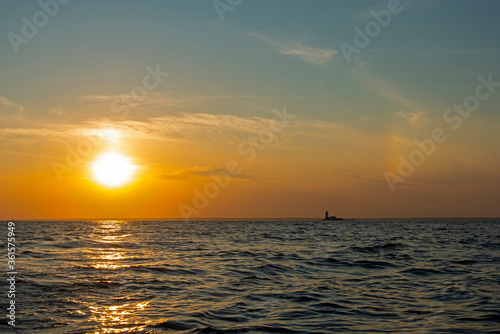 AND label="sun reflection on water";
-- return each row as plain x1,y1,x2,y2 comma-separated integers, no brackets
87,221,132,270
84,221,154,332
87,301,152,333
